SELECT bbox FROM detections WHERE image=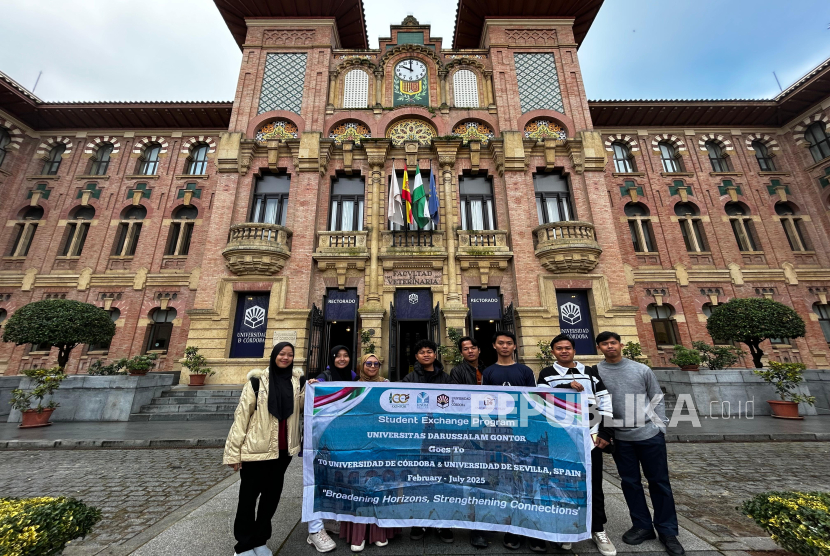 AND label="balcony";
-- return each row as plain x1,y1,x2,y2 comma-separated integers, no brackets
456,230,513,287
533,220,602,273
379,230,447,272
313,231,369,288
222,223,292,275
